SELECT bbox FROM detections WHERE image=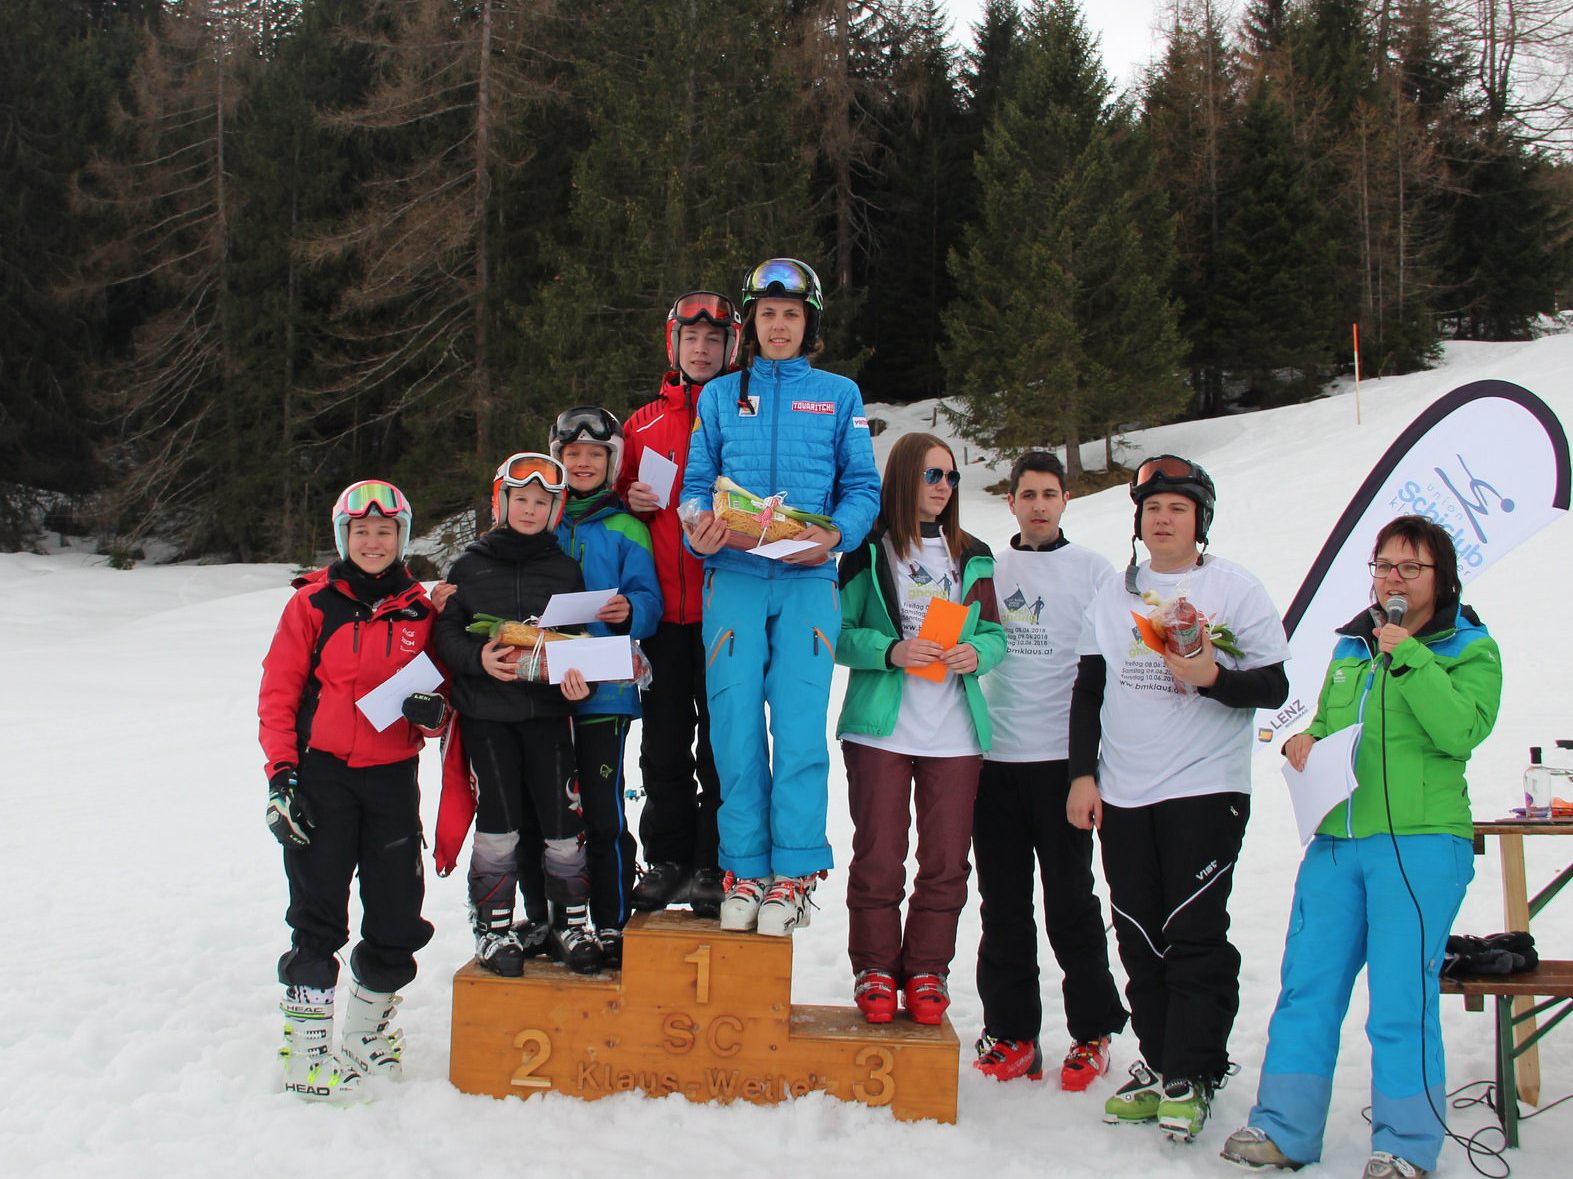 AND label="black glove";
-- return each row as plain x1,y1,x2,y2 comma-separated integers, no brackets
266,768,314,849
401,691,447,730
